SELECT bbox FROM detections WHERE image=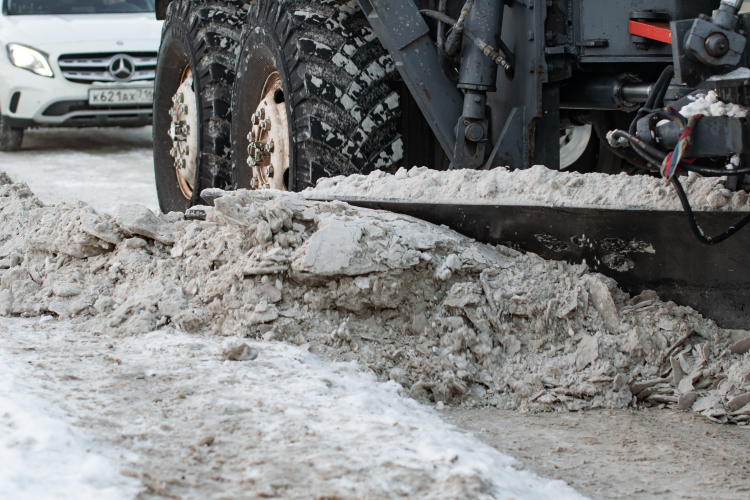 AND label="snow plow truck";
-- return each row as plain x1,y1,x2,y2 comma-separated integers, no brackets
152,0,750,329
